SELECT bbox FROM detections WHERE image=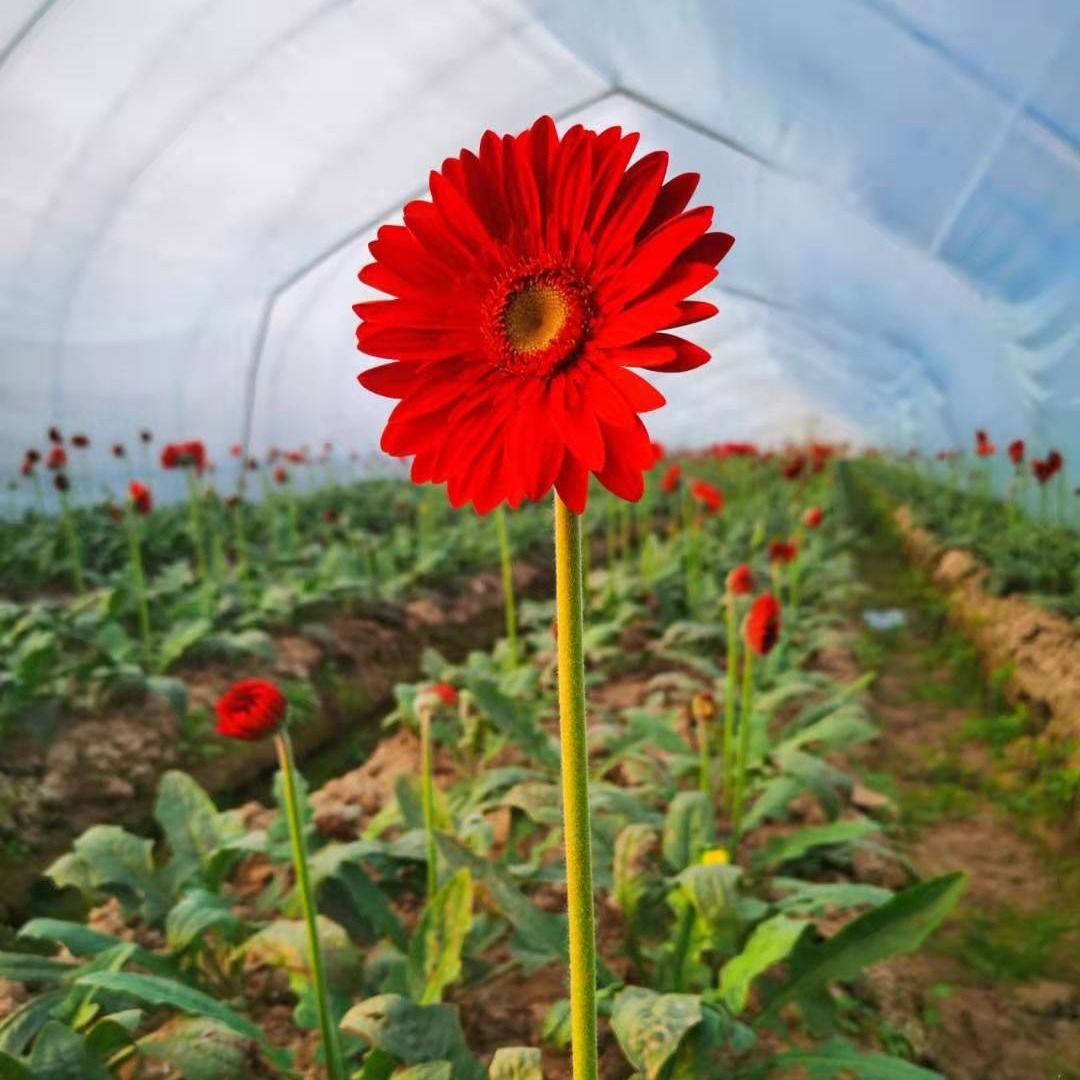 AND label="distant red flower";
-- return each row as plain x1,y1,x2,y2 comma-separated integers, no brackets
660,463,682,493
112,443,126,458
230,444,242,458
745,592,781,656
24,449,40,465
768,539,798,564
273,466,289,485
1007,439,1024,466
71,434,89,449
713,441,758,459
46,446,67,471
53,473,70,493
246,457,259,471
139,429,153,444
432,682,458,707
974,429,996,457
128,481,153,515
803,506,824,529
1032,459,1053,485
48,427,63,444
160,441,206,471
781,454,806,481
1046,449,1063,474
323,508,339,524
20,459,34,477
690,479,723,513
726,563,754,596
355,115,735,514
216,679,287,742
